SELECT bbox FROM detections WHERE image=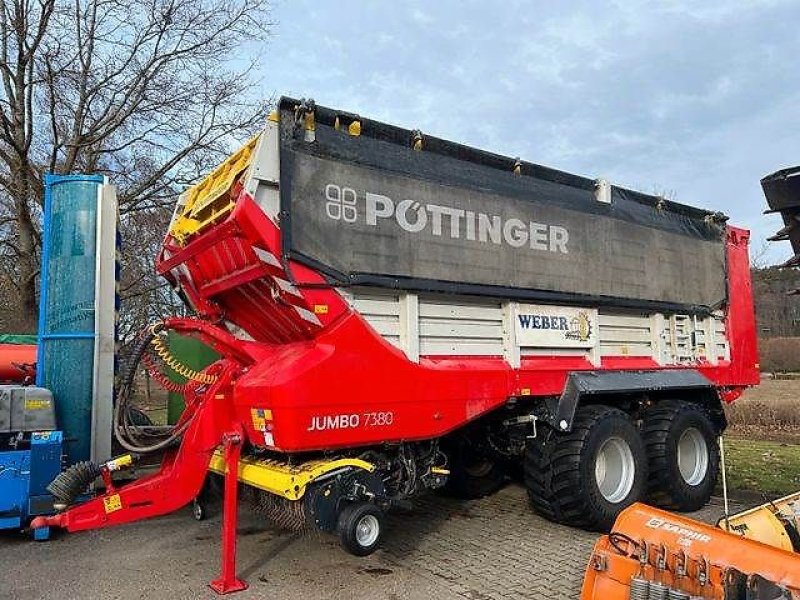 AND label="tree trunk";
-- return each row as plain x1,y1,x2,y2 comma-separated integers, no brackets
13,164,40,332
